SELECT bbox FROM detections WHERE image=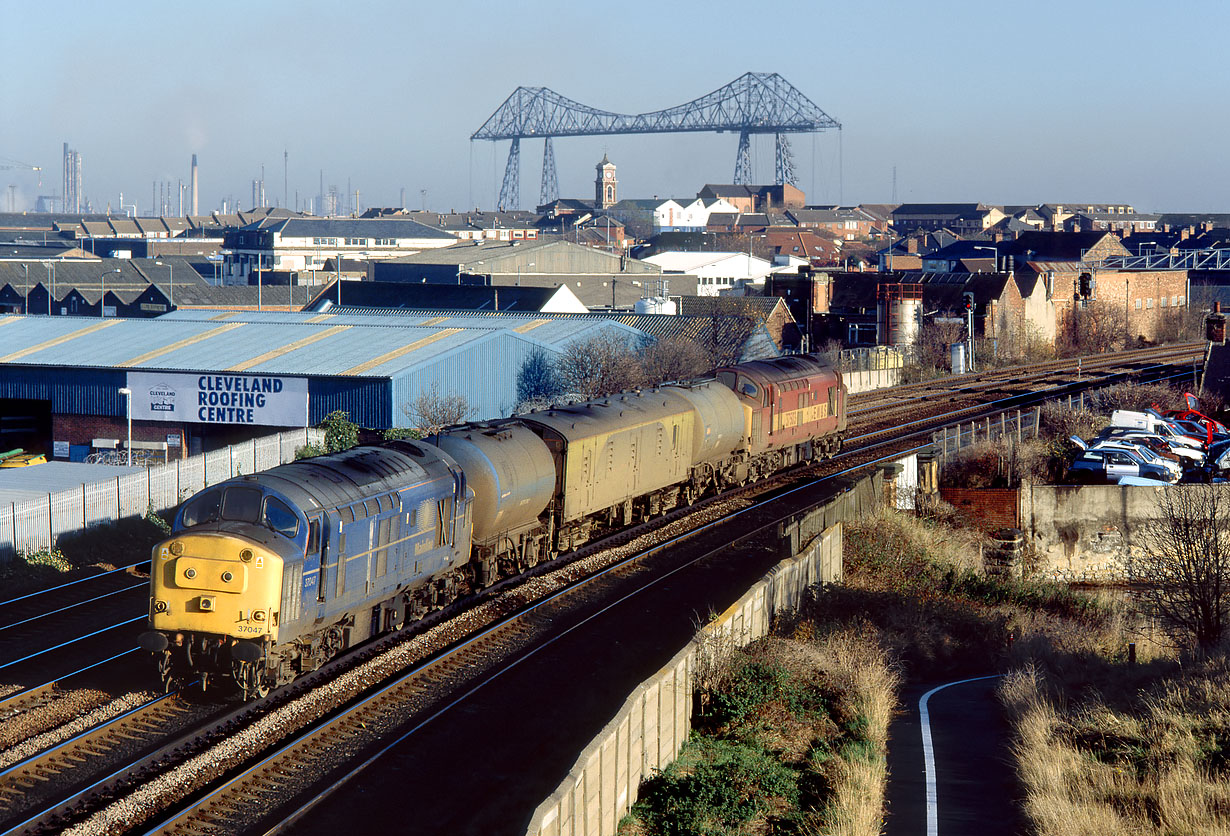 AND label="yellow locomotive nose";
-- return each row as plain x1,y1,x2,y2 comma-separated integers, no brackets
149,534,282,641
